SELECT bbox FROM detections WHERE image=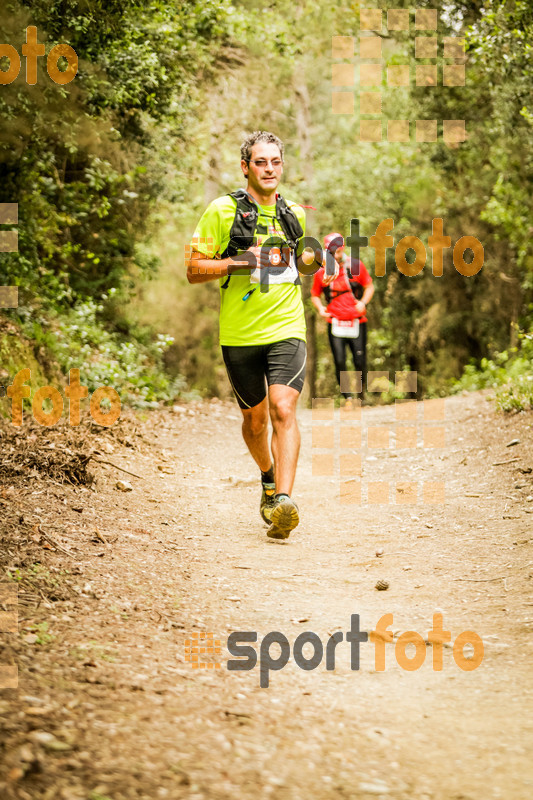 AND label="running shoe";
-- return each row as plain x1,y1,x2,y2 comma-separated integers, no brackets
267,495,299,540
260,482,277,524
